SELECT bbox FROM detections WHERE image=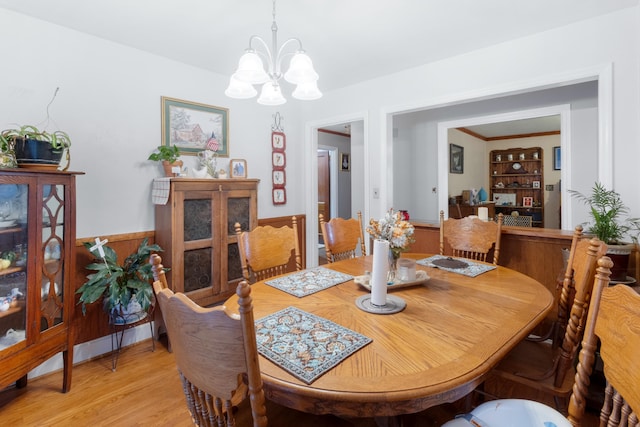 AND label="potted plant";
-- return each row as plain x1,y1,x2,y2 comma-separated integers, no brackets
148,144,183,176
569,181,640,282
0,132,18,168
76,237,165,324
0,125,71,169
